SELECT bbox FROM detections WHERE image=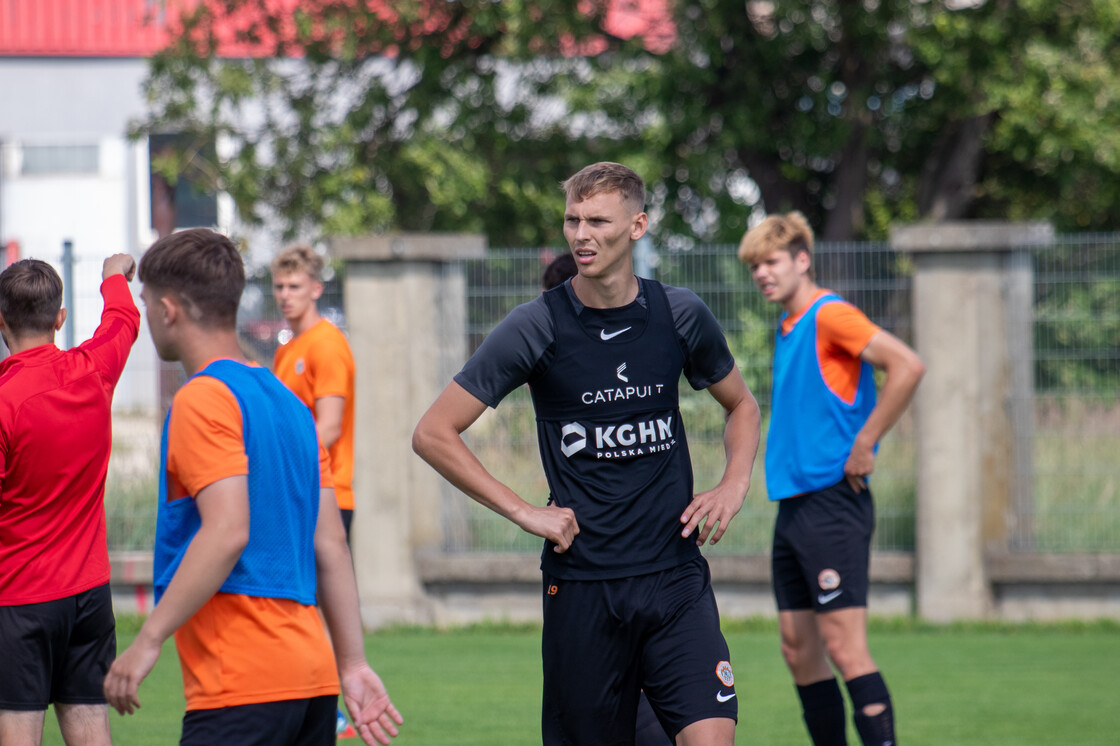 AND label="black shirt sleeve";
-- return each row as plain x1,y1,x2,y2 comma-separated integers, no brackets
453,296,555,408
664,284,737,390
